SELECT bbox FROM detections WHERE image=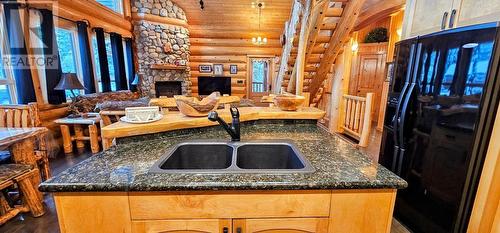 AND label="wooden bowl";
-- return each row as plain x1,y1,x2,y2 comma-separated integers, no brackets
273,95,305,111
176,98,219,117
